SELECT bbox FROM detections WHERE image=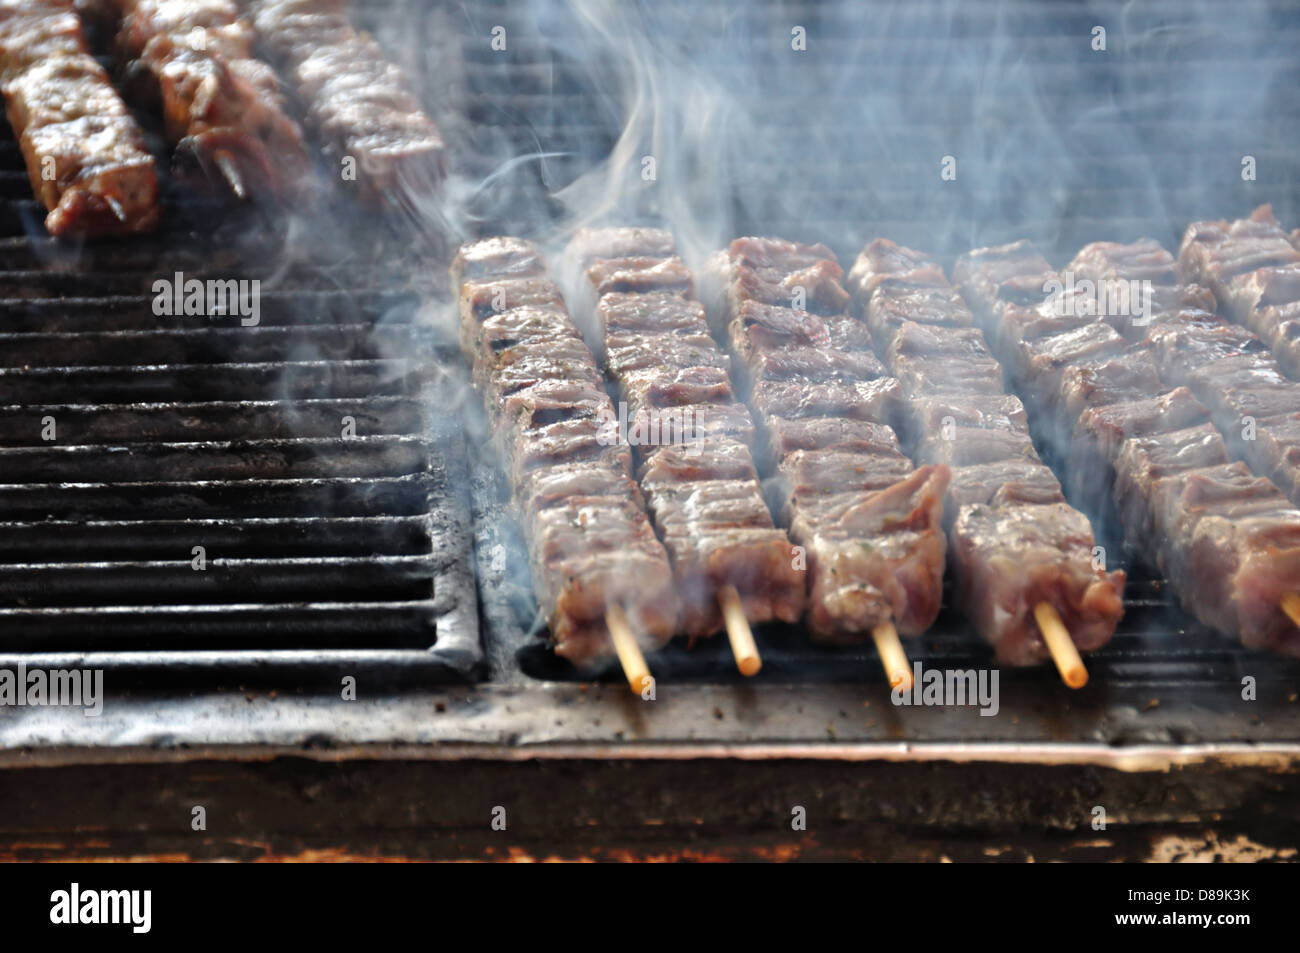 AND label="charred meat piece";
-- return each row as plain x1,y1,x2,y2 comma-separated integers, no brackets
101,0,312,203
245,0,445,199
1068,237,1180,285
0,0,159,235
702,235,950,642
569,227,805,637
453,237,678,667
